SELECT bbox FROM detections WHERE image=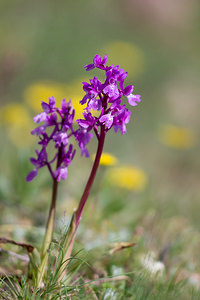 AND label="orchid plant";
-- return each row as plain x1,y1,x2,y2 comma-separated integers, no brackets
26,54,141,287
